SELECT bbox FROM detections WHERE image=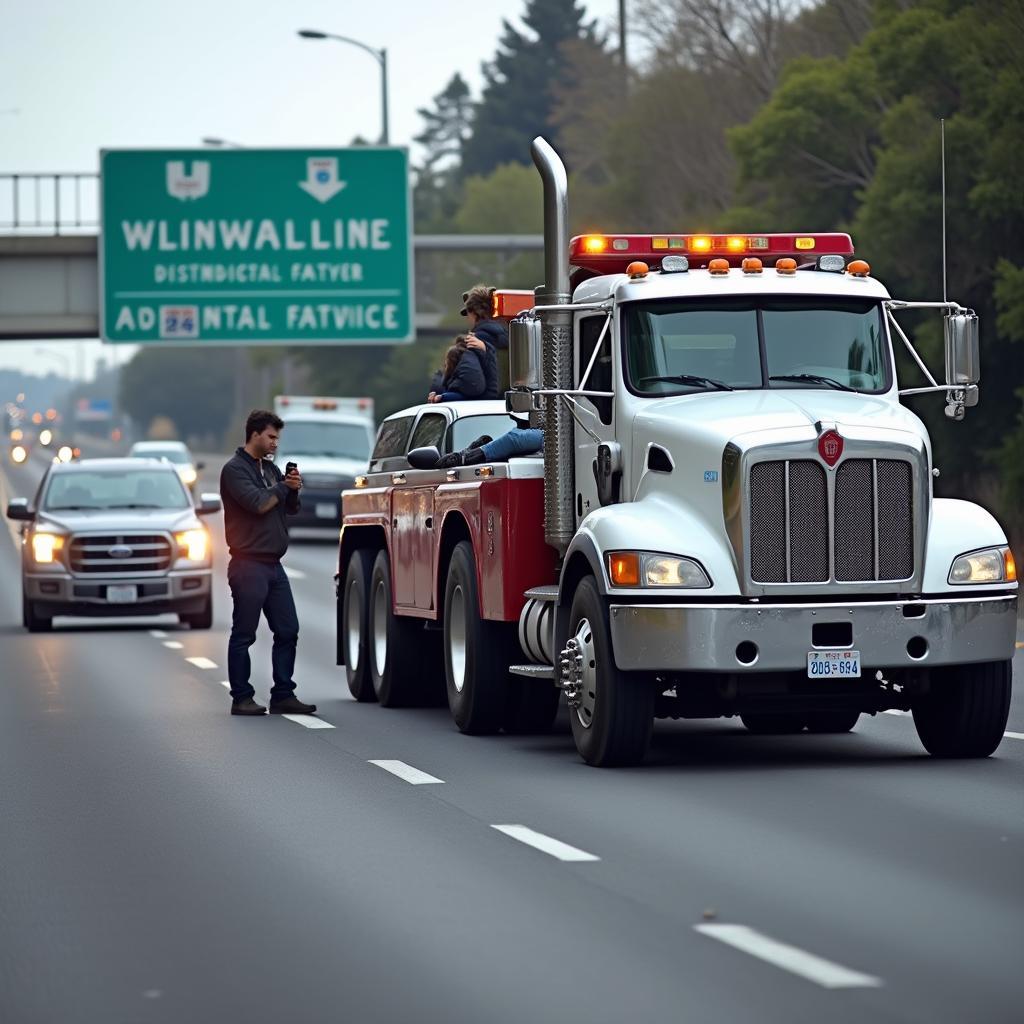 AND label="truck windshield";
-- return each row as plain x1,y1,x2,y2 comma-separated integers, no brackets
44,470,190,510
624,297,887,395
280,422,371,459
